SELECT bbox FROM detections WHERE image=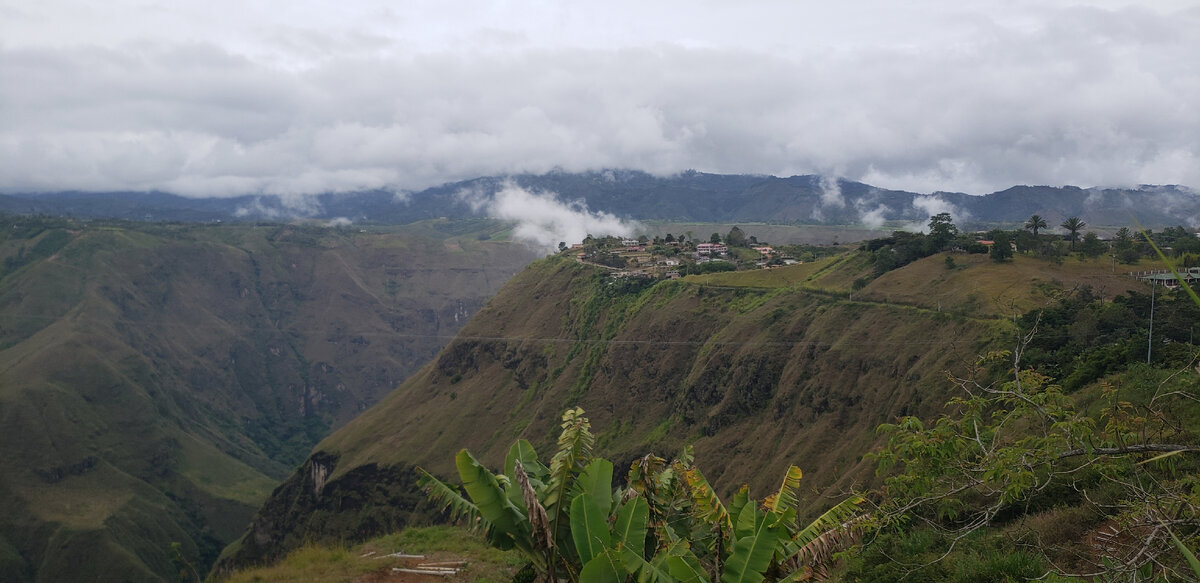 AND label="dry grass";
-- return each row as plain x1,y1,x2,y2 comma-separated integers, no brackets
681,258,836,288
858,253,1162,316
223,526,521,583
